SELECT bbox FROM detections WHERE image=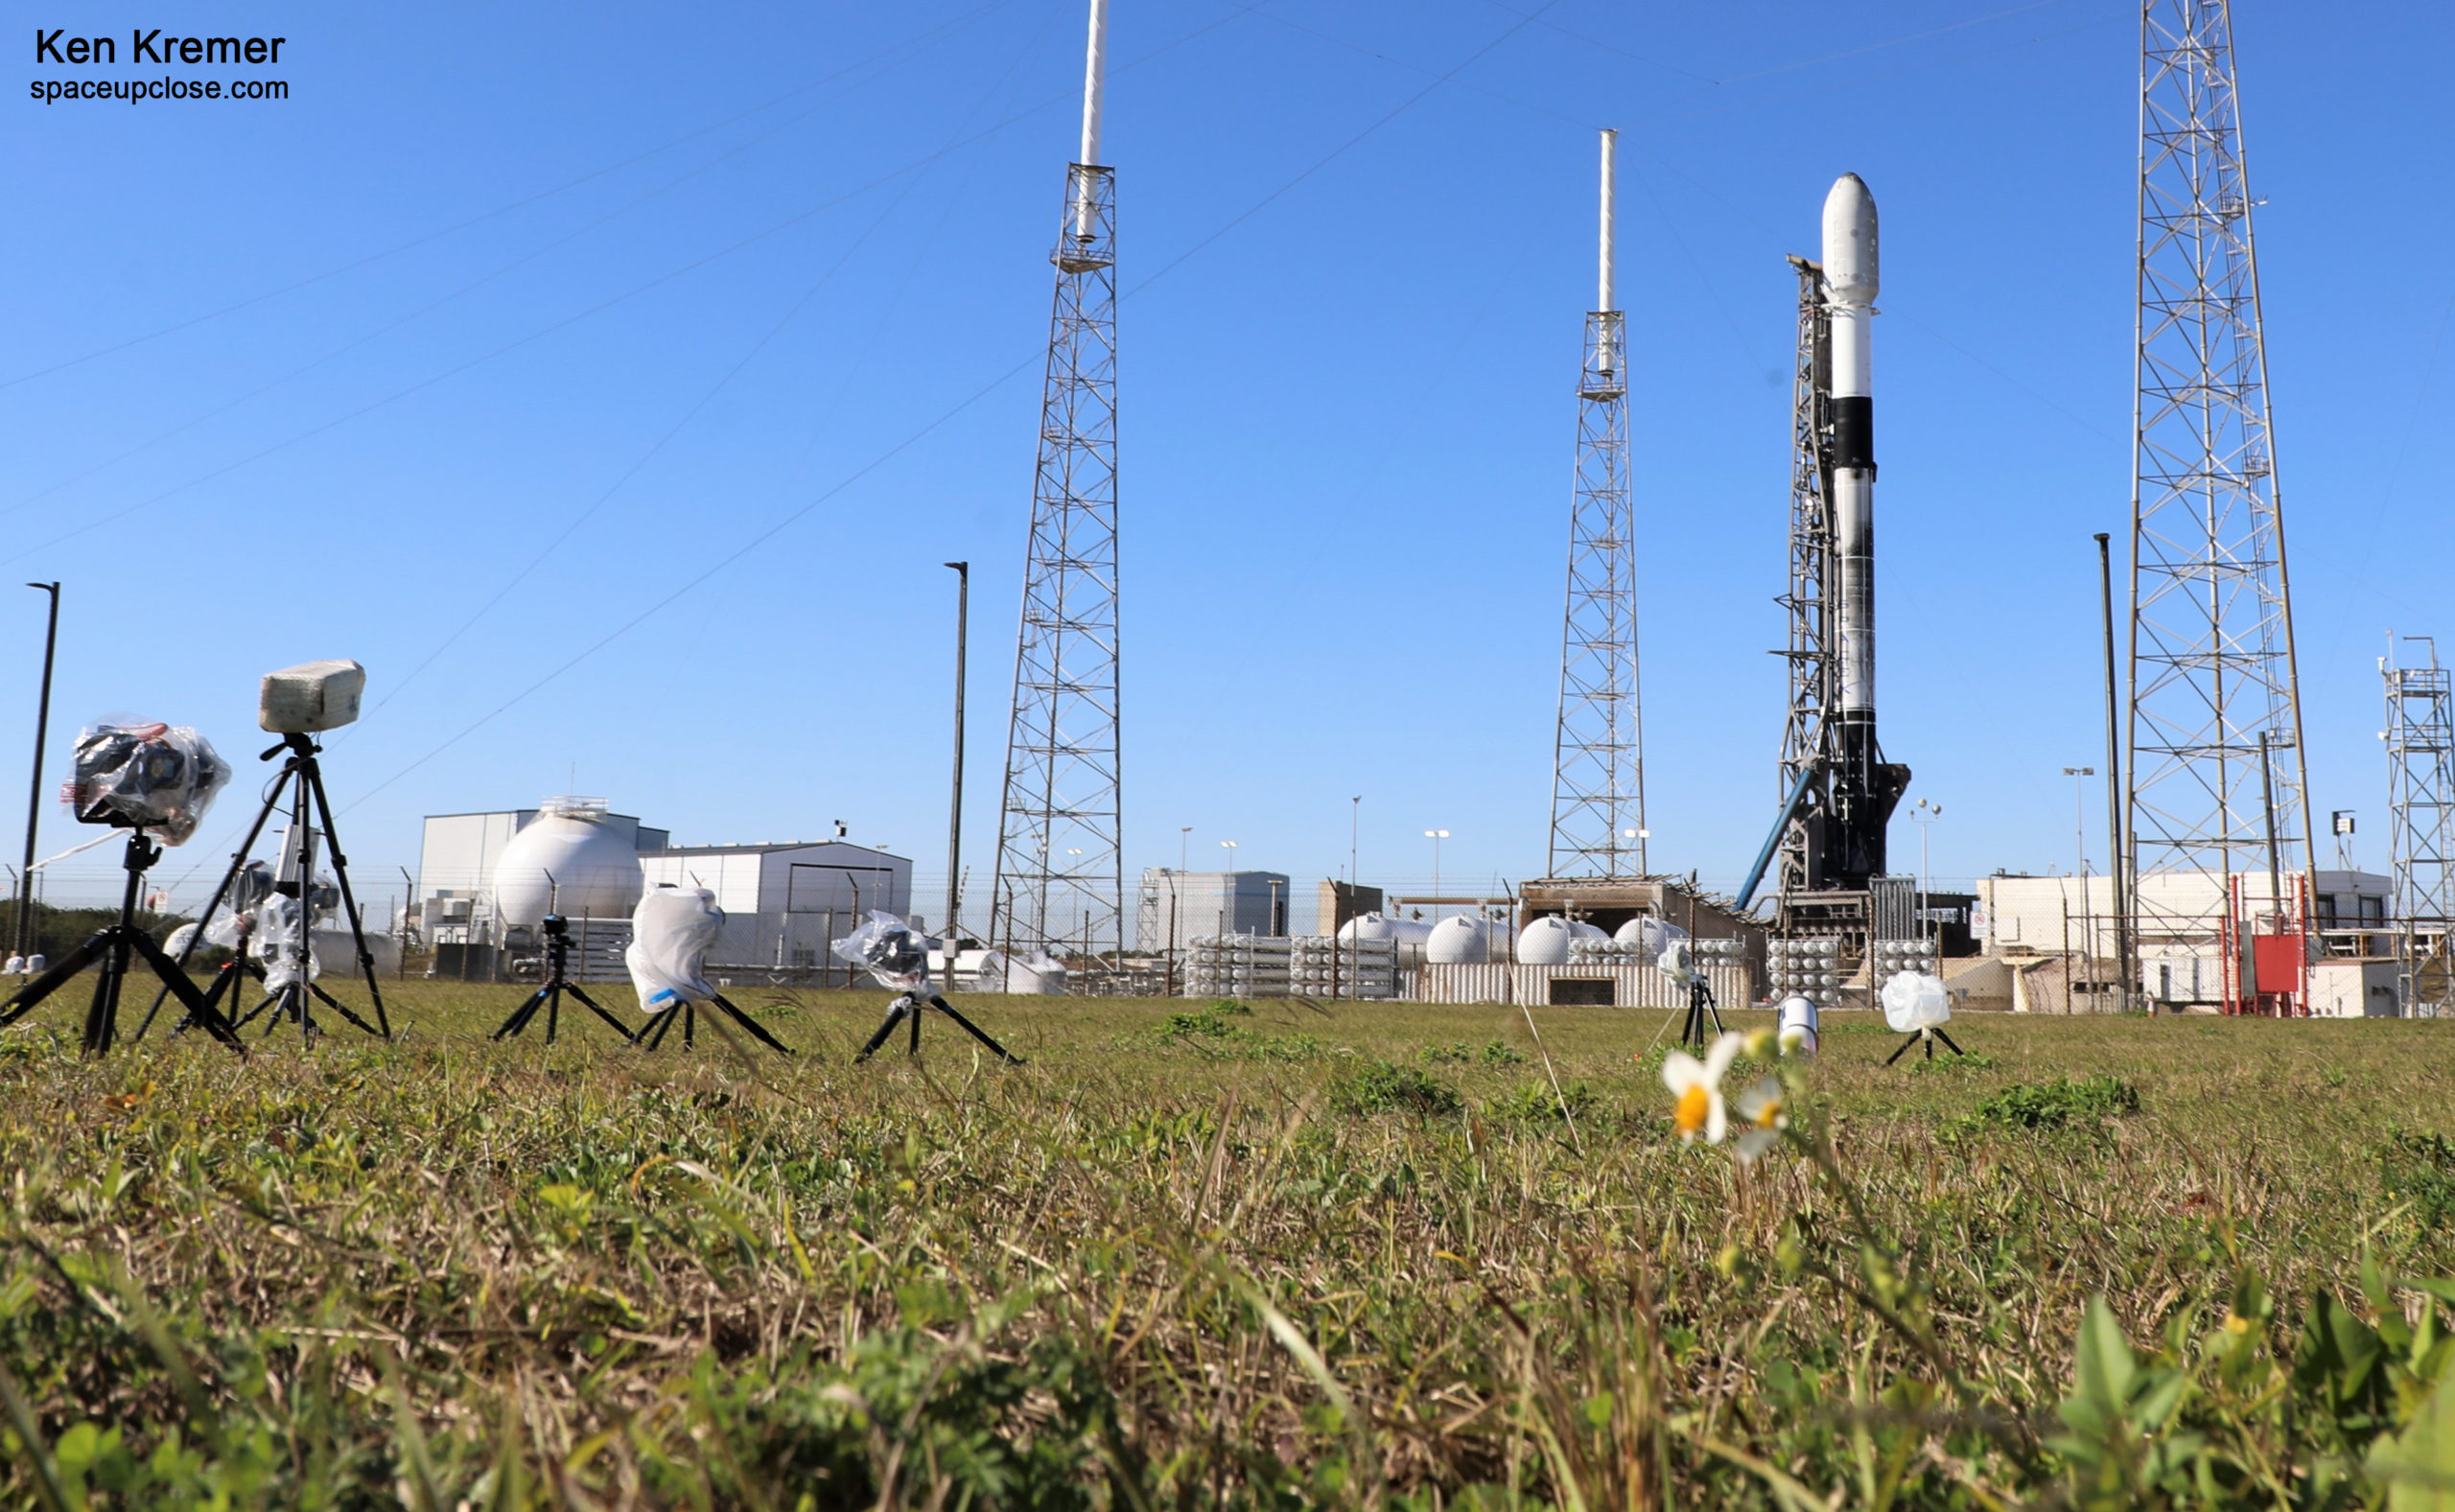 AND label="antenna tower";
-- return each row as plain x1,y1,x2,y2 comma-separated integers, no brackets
1547,128,1646,878
990,0,1122,966
1774,255,1833,901
2384,638,2454,1018
2125,0,2310,969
